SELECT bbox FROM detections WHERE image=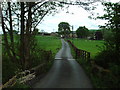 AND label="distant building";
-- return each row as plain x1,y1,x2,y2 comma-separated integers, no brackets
88,31,103,40
94,31,103,40
50,32,58,36
38,32,51,36
69,31,77,38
